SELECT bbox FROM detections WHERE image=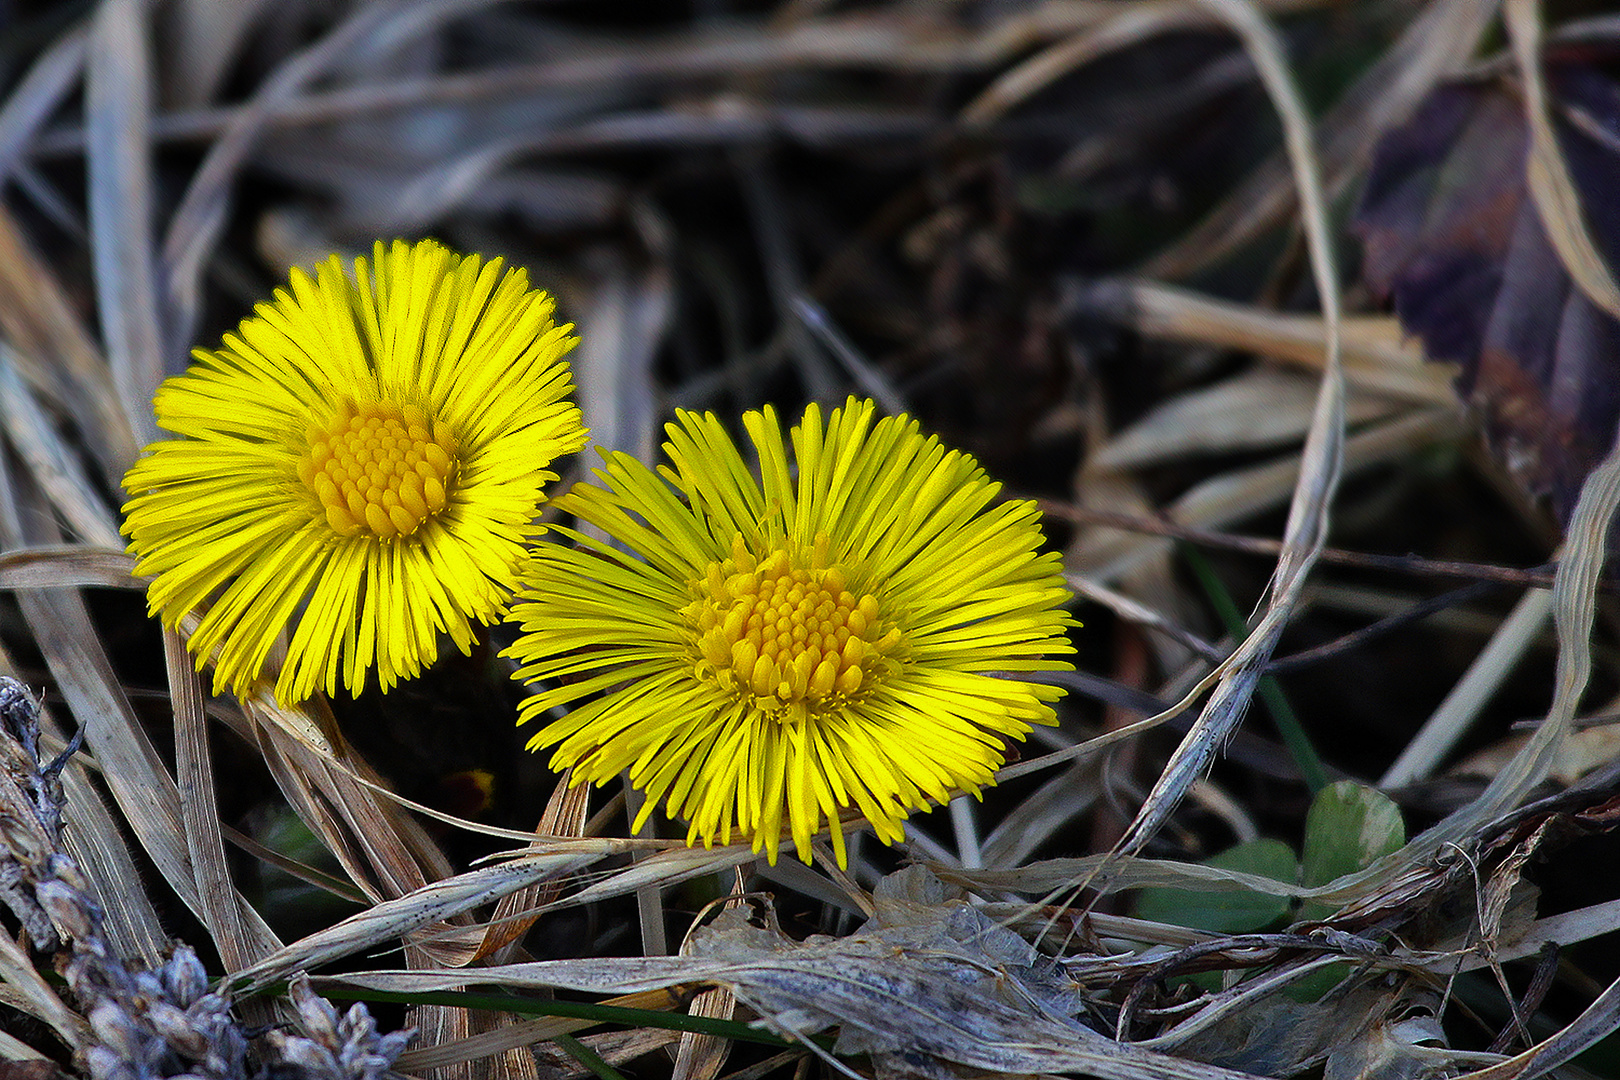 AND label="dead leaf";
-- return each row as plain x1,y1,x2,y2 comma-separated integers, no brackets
1354,57,1620,526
